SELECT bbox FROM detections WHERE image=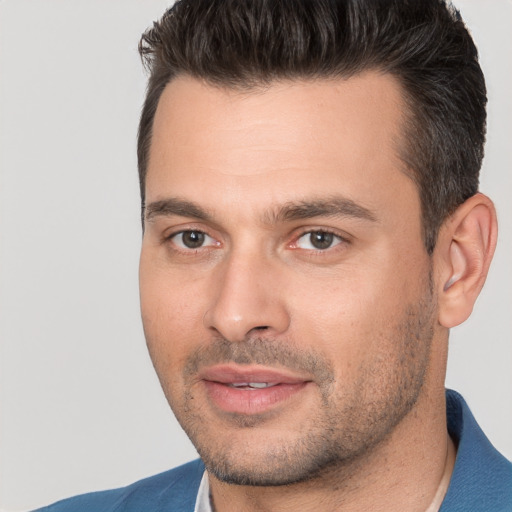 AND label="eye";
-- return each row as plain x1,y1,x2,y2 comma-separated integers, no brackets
295,230,342,250
171,230,217,250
